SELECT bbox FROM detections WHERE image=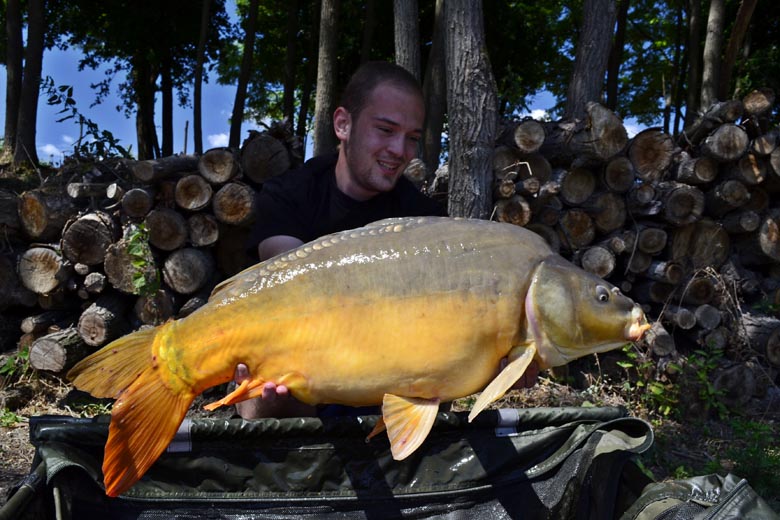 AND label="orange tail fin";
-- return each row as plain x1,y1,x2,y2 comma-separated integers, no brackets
68,325,196,497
